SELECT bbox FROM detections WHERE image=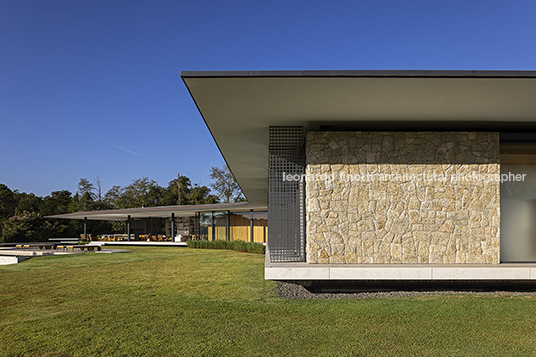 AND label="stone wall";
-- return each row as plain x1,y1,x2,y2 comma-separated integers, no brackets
306,132,500,264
